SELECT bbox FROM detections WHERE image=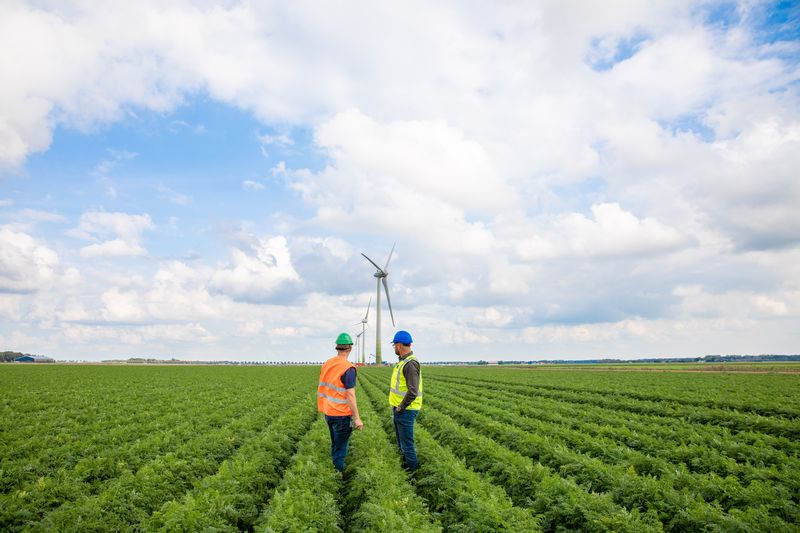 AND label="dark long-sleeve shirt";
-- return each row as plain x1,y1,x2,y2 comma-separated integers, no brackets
397,354,420,411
